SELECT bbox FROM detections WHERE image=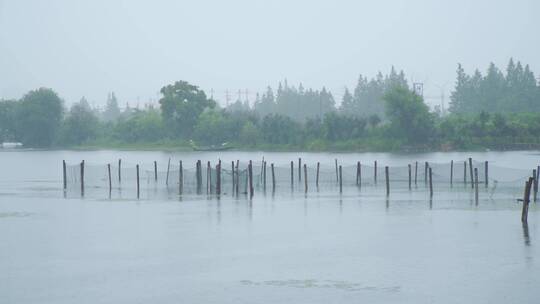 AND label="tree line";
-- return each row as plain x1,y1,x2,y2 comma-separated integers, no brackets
0,60,539,150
